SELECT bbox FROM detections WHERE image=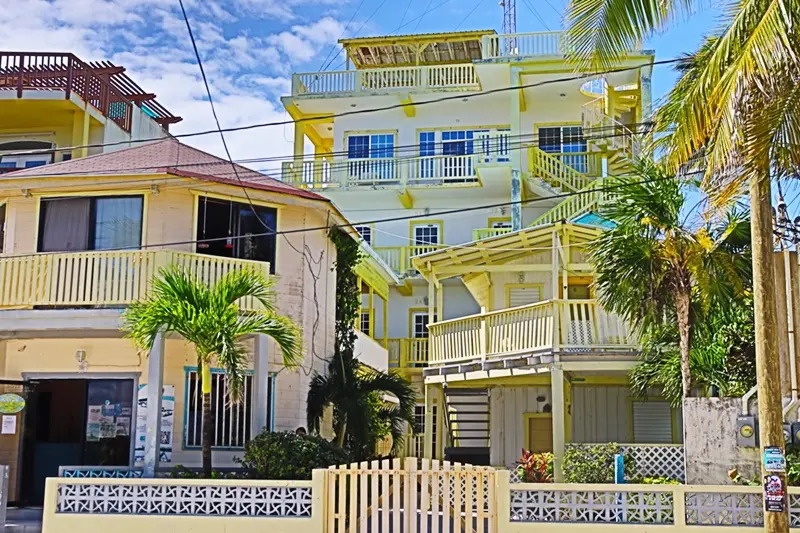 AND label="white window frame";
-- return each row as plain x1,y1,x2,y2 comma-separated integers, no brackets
412,223,440,247
412,311,437,339
354,225,372,246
